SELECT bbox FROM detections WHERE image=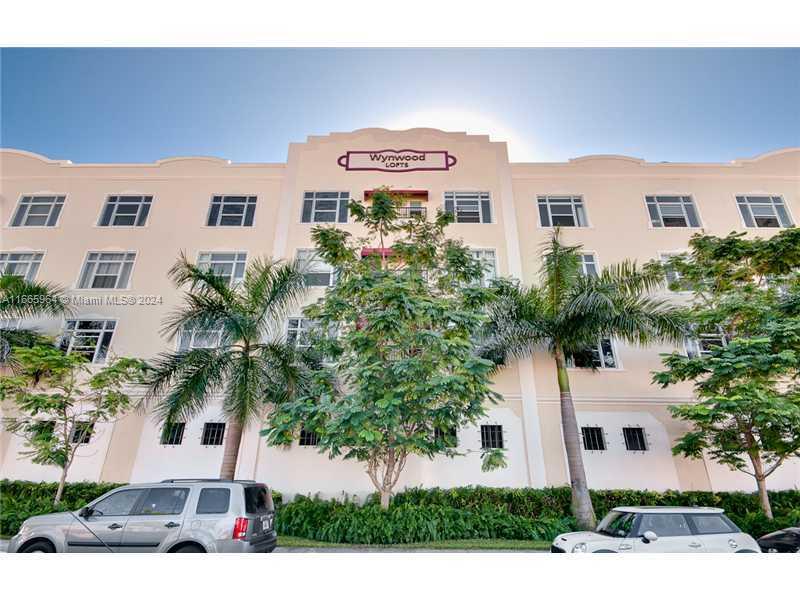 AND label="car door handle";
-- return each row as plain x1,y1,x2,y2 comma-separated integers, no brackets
107,523,123,530
688,542,702,548
164,521,180,528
